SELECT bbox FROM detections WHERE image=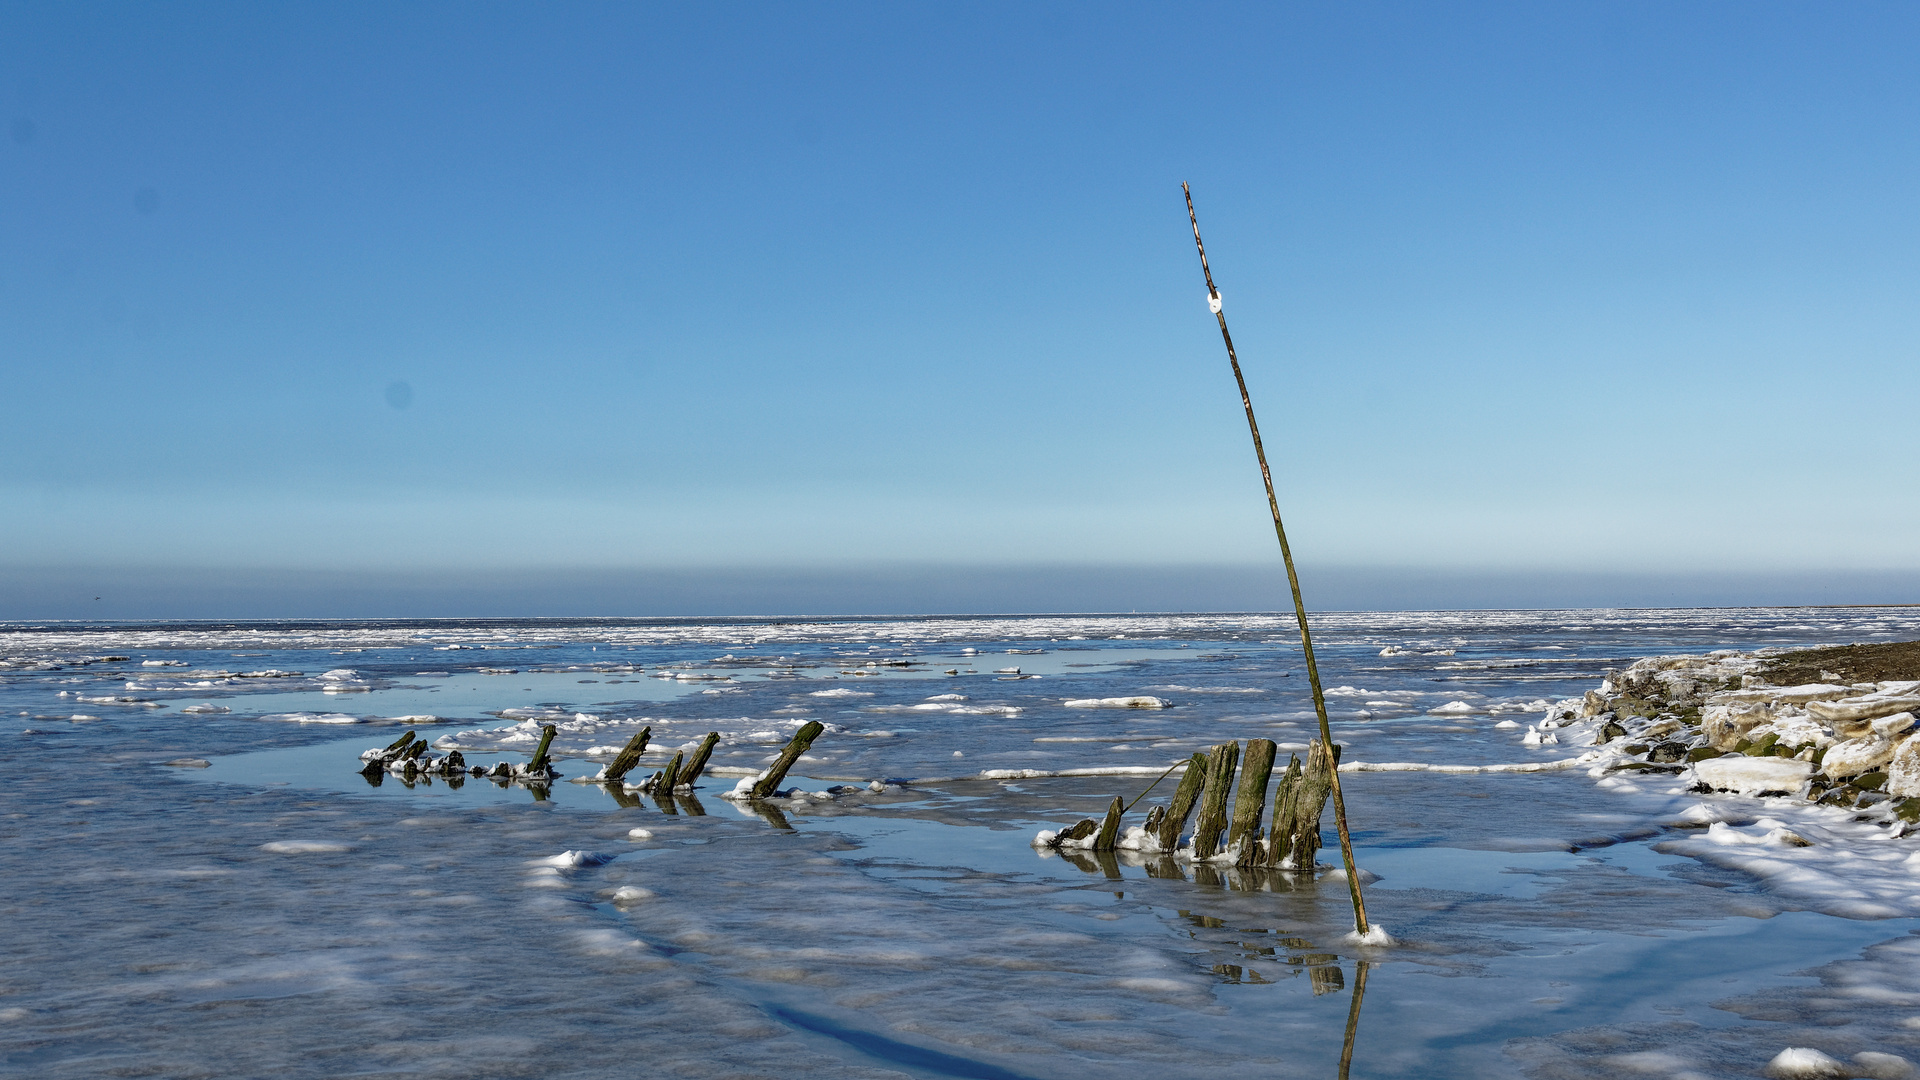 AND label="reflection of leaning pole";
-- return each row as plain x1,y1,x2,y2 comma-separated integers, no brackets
1340,959,1370,1080
1183,184,1371,937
